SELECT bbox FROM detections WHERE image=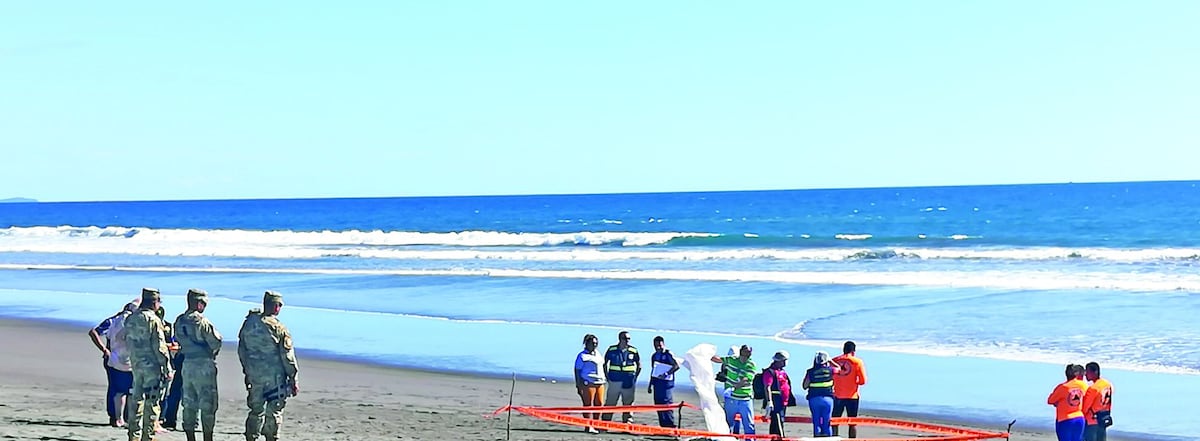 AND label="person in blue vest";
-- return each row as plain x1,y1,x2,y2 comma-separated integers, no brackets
602,330,641,423
647,336,680,428
802,351,842,437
